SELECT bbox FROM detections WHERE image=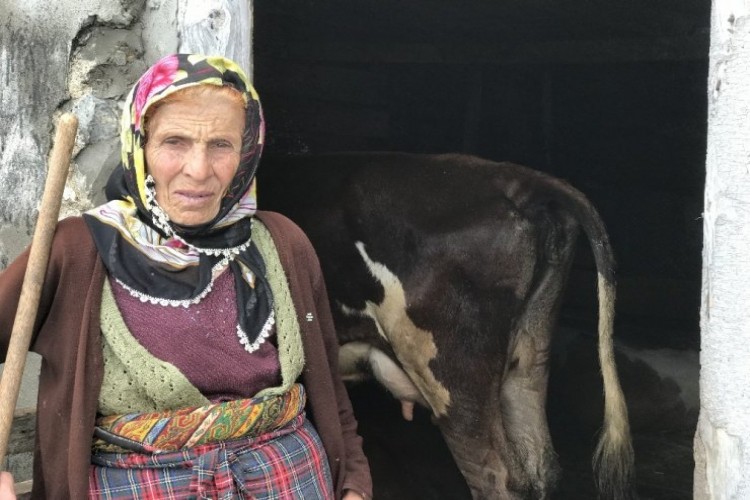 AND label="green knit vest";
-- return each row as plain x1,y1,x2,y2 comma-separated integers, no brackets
97,219,305,415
